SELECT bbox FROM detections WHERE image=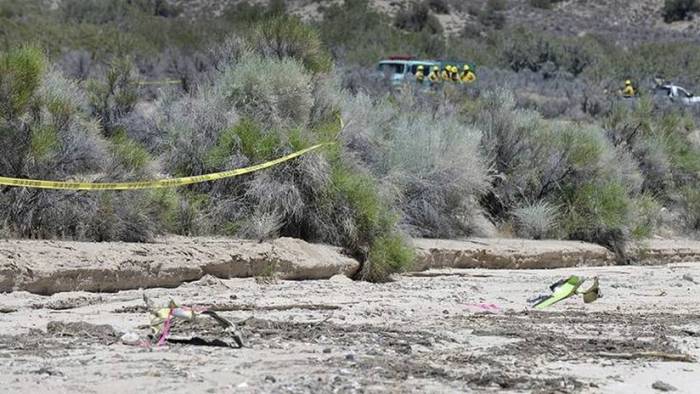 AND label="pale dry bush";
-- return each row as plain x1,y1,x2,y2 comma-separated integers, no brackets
340,92,493,238
219,54,313,129
512,200,559,239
